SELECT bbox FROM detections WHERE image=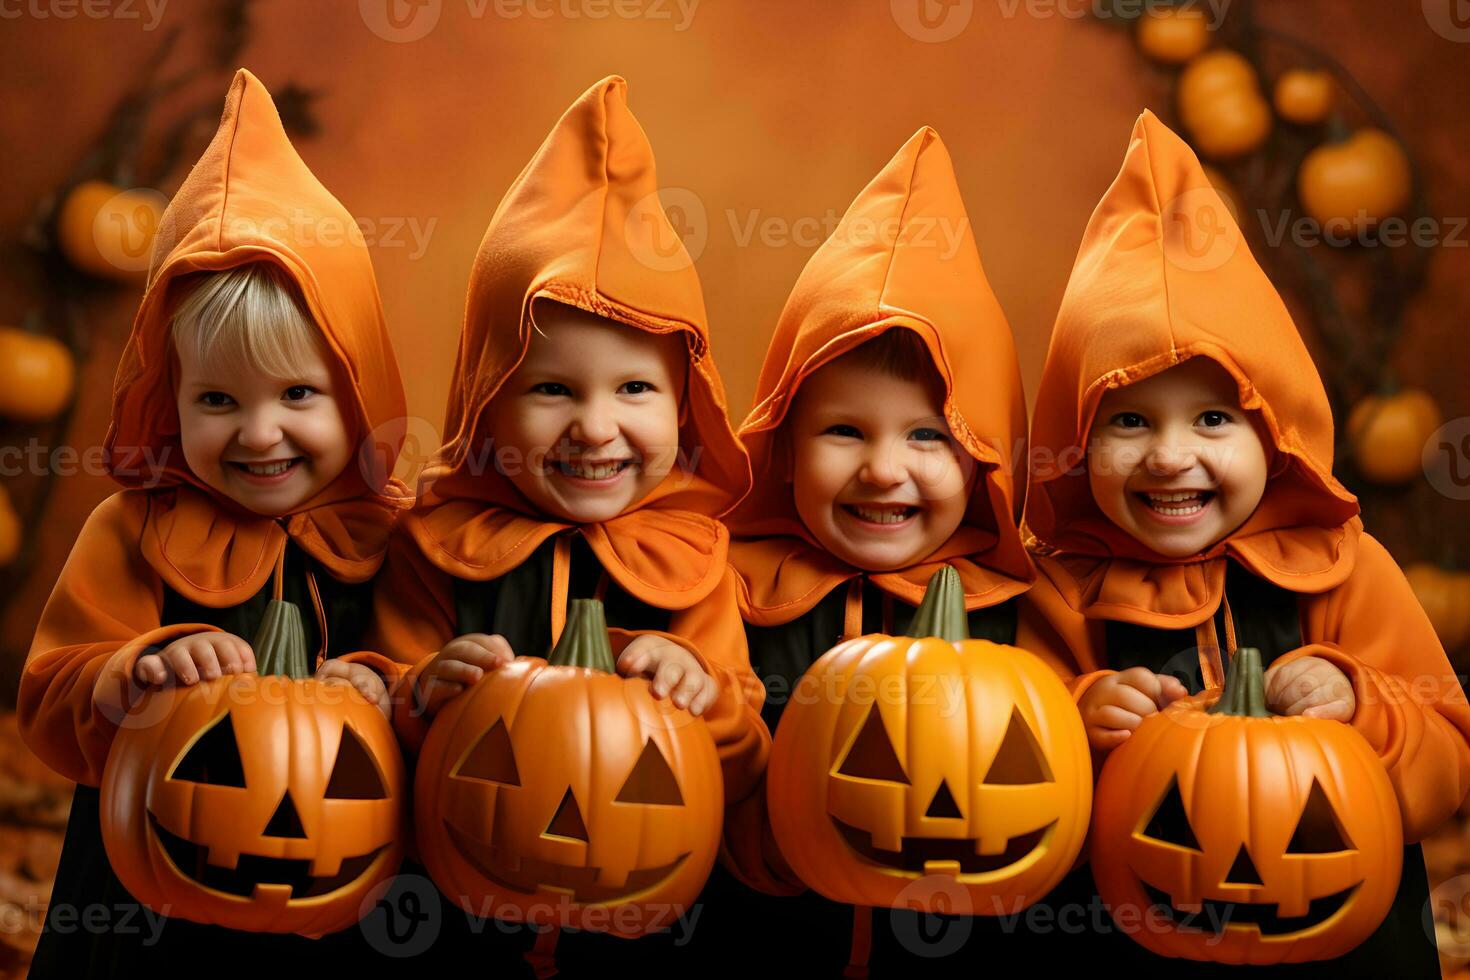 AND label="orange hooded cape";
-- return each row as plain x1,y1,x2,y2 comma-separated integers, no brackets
20,69,409,785
723,128,1084,894
369,77,767,800
729,126,1035,623
1029,110,1470,840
